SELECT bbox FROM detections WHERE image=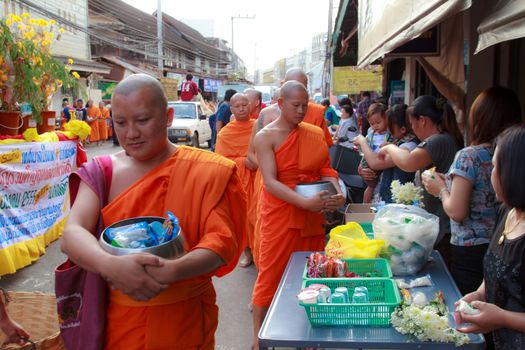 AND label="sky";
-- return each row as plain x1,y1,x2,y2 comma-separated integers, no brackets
121,0,334,76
